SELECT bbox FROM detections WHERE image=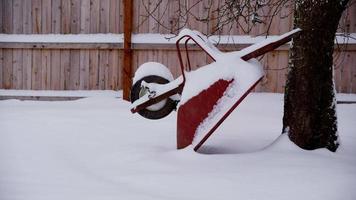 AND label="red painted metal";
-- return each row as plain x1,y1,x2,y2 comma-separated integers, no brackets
177,79,232,149
193,77,263,151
